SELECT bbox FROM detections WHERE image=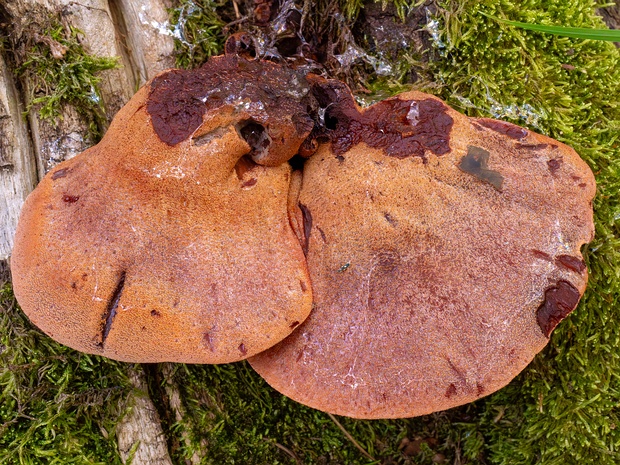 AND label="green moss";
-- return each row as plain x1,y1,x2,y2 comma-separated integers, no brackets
17,21,118,139
338,0,424,20
170,0,227,69
0,283,131,464
163,361,465,464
